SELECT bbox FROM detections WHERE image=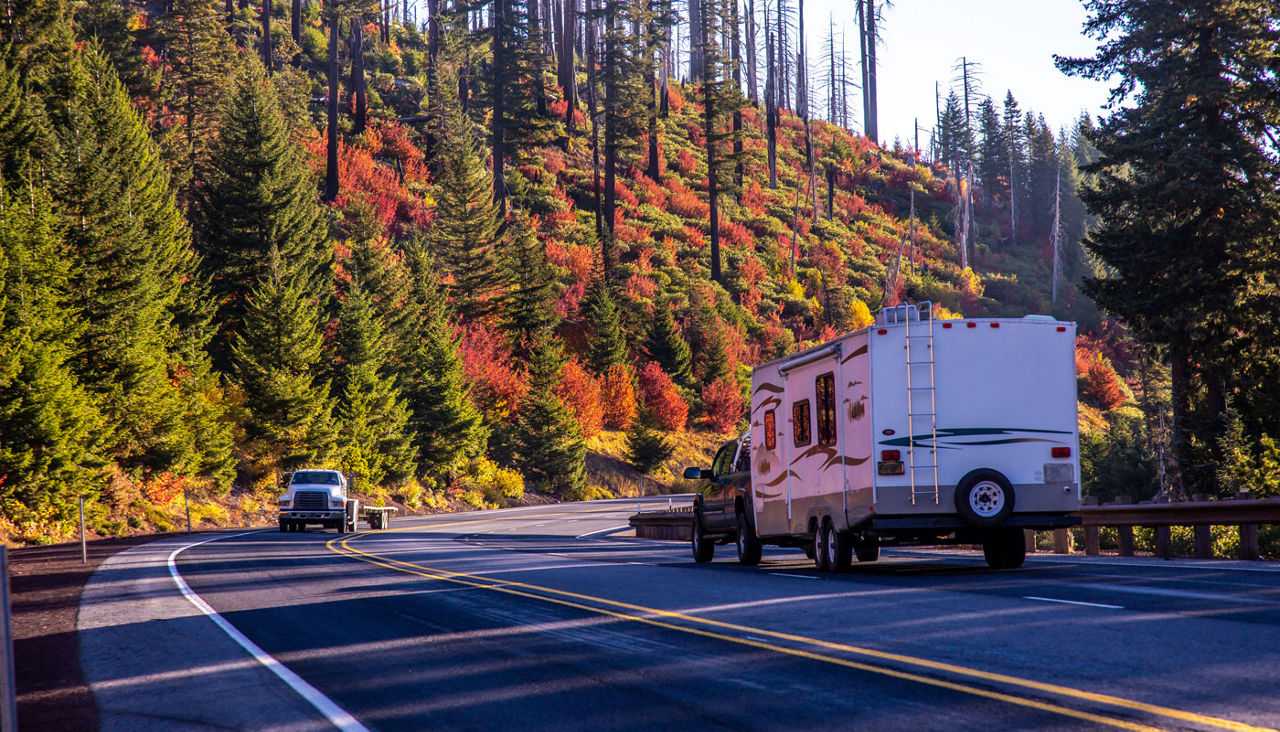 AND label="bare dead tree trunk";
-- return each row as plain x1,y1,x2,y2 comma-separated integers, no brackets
324,14,340,202
765,4,777,189
351,15,367,134
261,0,273,72
603,0,617,253
529,0,547,117
731,0,743,194
492,0,508,217
559,0,577,136
745,0,757,105
585,0,604,249
864,0,878,141
290,0,300,45
688,0,702,82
